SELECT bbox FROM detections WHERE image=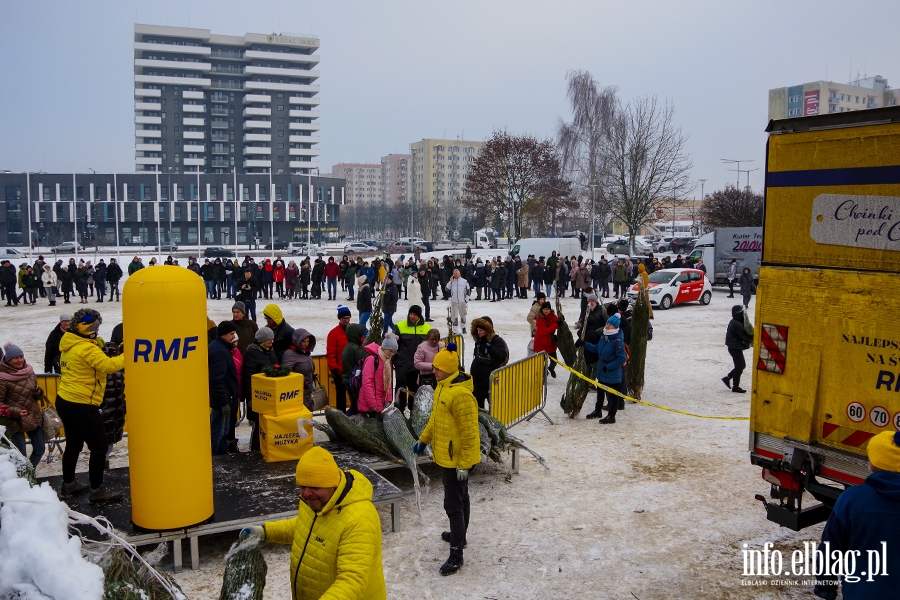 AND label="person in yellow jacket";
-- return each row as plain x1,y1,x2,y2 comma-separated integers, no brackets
413,346,481,575
56,308,125,503
242,446,386,600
